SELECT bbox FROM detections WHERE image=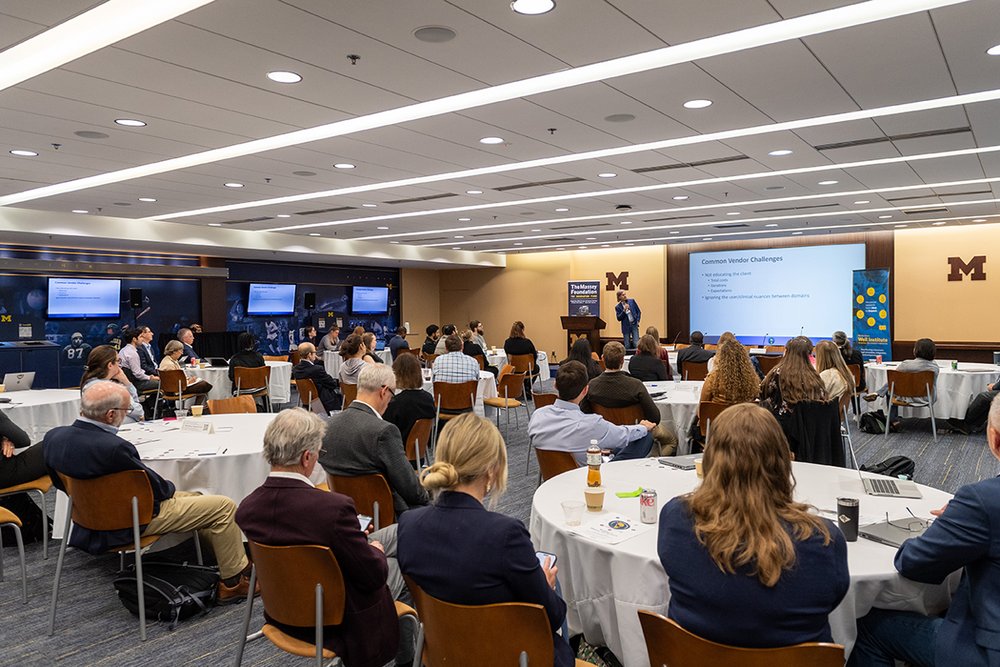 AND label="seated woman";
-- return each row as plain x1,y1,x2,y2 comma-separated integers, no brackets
759,337,828,453
461,329,498,377
227,332,265,384
398,413,574,667
628,334,669,382
503,320,539,374
645,326,675,371
300,325,318,348
658,403,849,648
814,340,855,406
0,410,46,489
690,339,760,451
567,338,601,380
80,345,144,424
362,332,383,364
384,353,437,448
833,330,866,393
338,333,373,386
159,340,214,404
